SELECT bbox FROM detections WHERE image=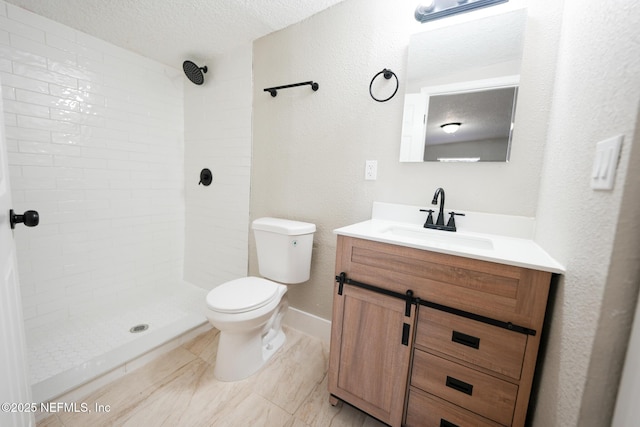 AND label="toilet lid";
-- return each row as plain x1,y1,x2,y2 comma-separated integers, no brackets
206,277,281,314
